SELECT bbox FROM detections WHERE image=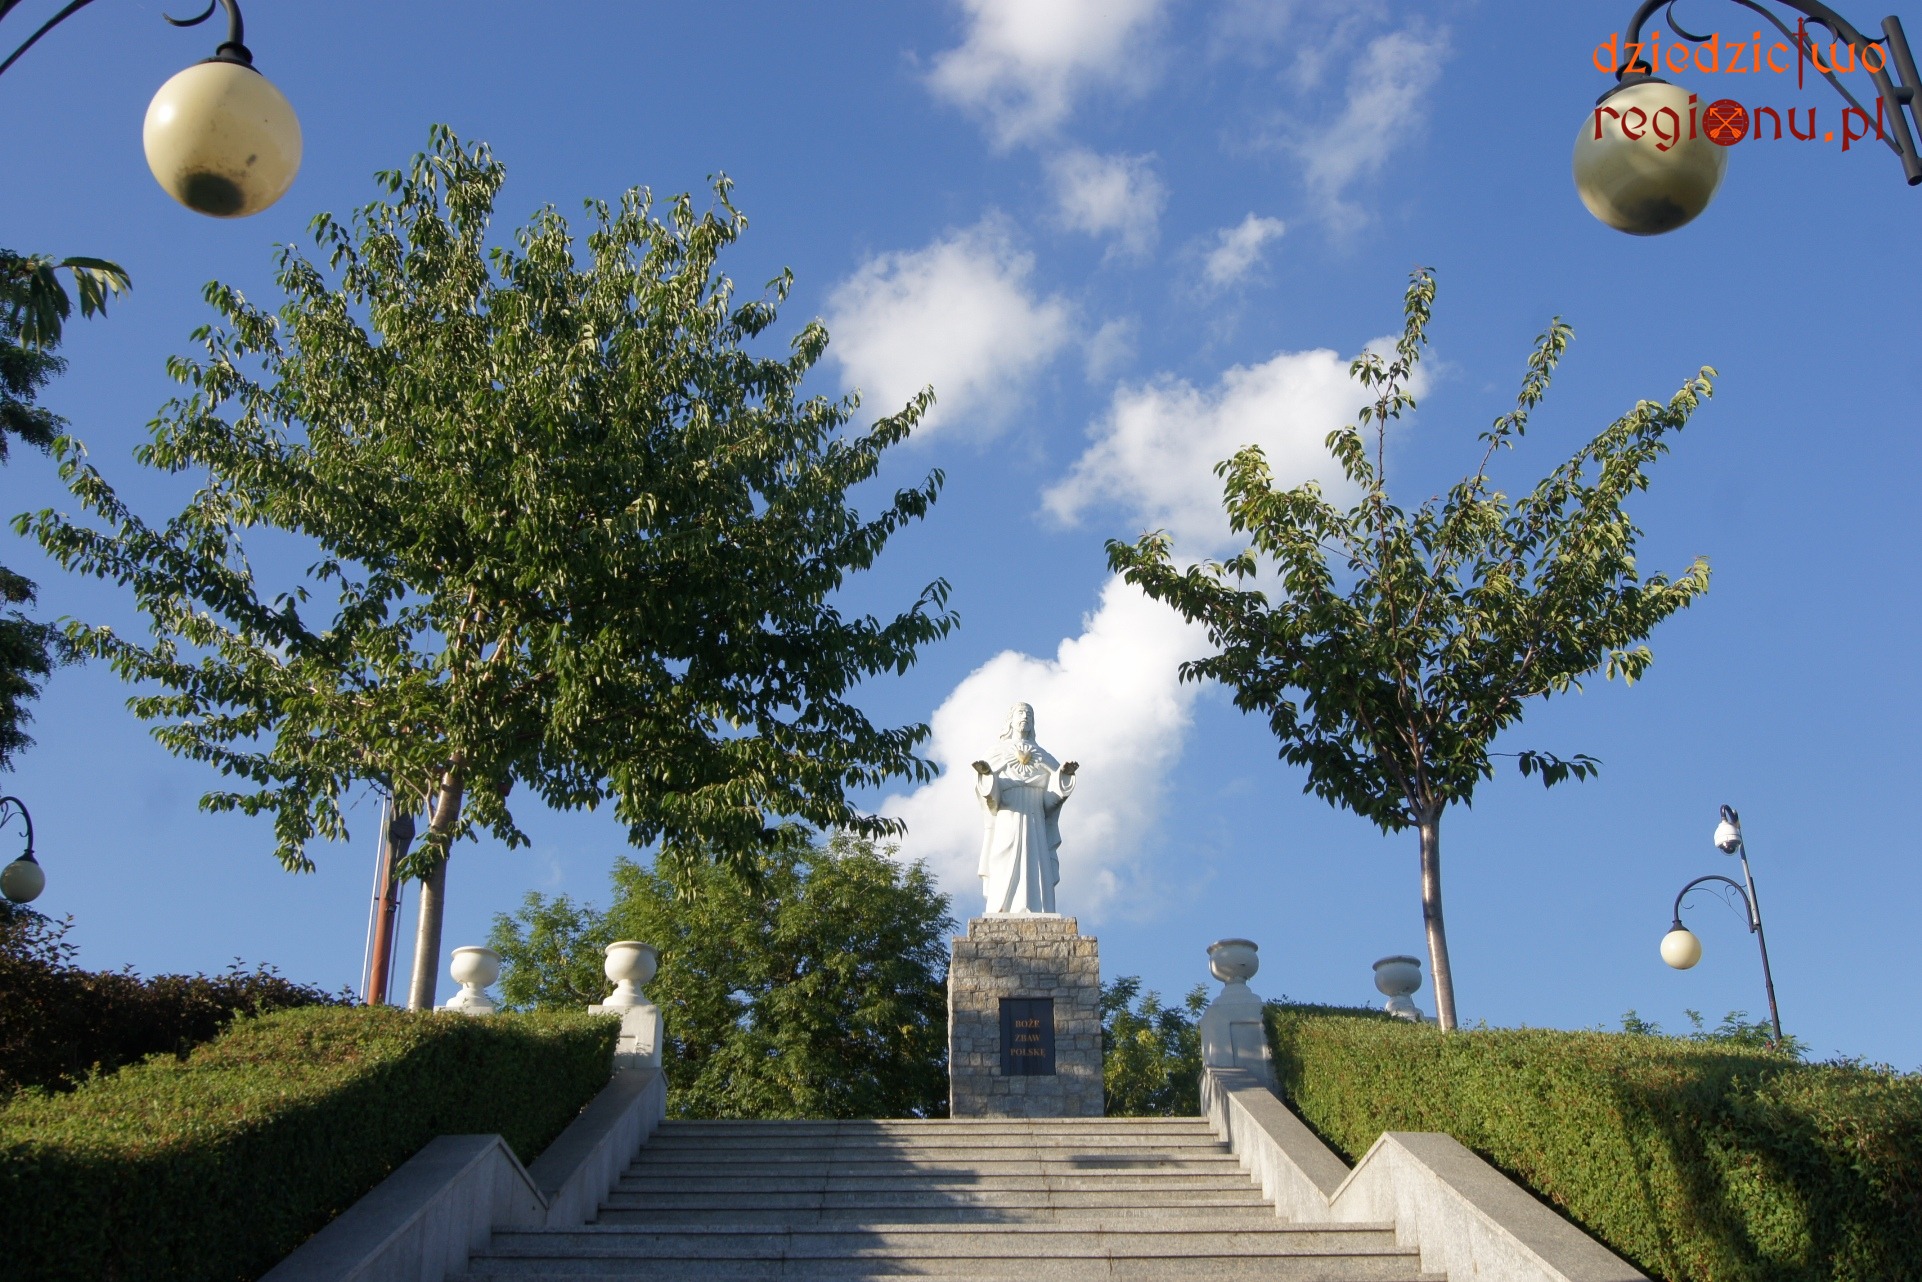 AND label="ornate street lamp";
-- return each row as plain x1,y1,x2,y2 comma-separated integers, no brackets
0,0,301,217
1575,1,1922,234
1659,804,1784,1043
0,795,43,905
